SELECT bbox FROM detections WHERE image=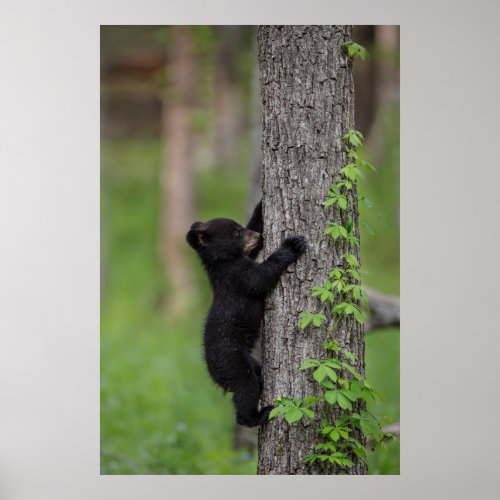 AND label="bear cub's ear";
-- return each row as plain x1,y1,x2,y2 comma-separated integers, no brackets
186,222,207,249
